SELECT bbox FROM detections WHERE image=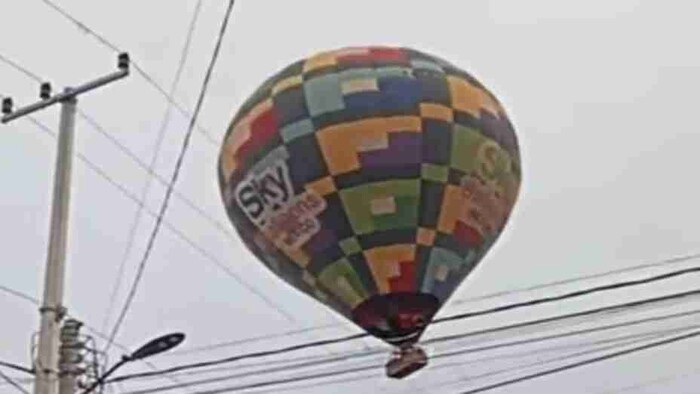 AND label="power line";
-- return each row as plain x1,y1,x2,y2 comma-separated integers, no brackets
114,307,700,393
4,57,272,321
122,303,700,385
106,285,700,383
76,112,234,237
126,301,700,386
104,0,246,352
0,370,29,394
39,0,120,52
427,329,684,392
433,255,700,326
26,114,292,325
164,323,341,357
0,284,39,304
102,0,205,335
39,0,219,145
0,52,42,81
0,53,236,243
451,251,700,307
594,367,700,394
0,280,187,391
163,251,700,357
134,326,689,394
254,326,693,394
0,361,32,376
457,327,700,394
